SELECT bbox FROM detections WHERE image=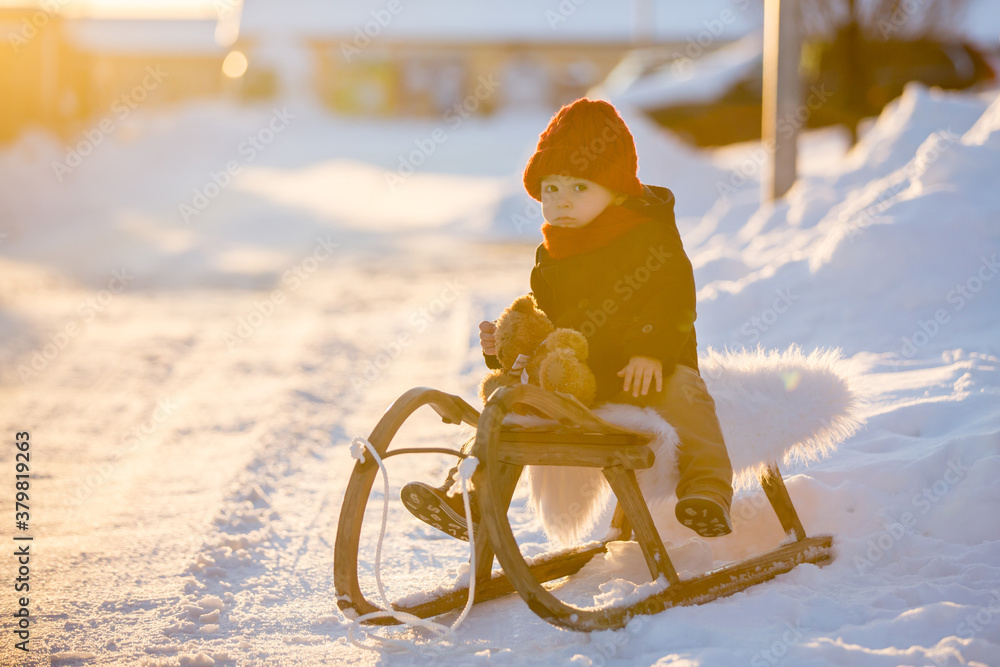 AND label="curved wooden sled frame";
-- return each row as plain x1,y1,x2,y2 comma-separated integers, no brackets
335,384,834,632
